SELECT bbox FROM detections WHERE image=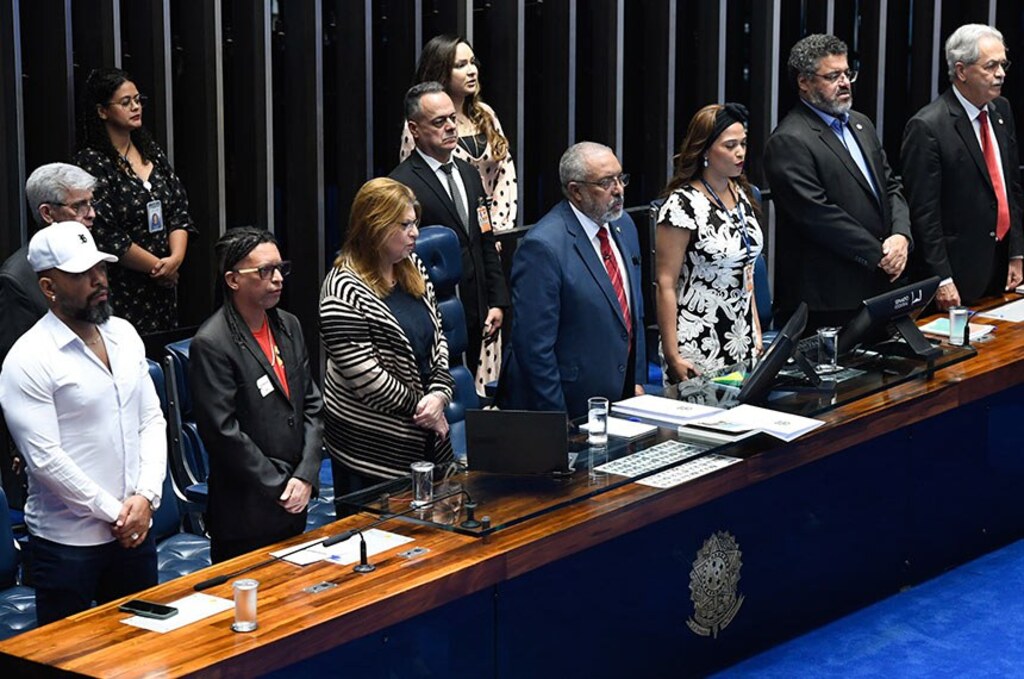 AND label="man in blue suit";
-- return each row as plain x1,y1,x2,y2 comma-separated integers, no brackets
499,142,645,419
